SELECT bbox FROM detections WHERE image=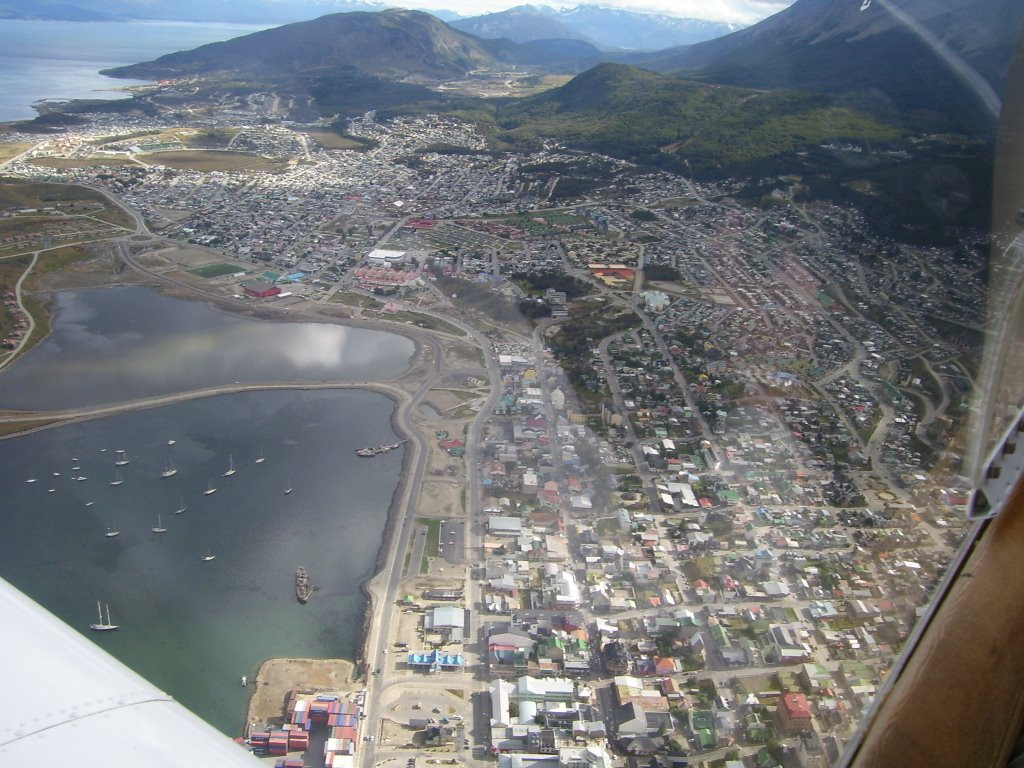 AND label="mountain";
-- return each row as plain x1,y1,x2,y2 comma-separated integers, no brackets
102,9,498,82
496,62,901,173
0,0,388,23
556,5,743,50
0,0,117,20
449,5,595,46
450,4,743,51
636,0,1024,133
